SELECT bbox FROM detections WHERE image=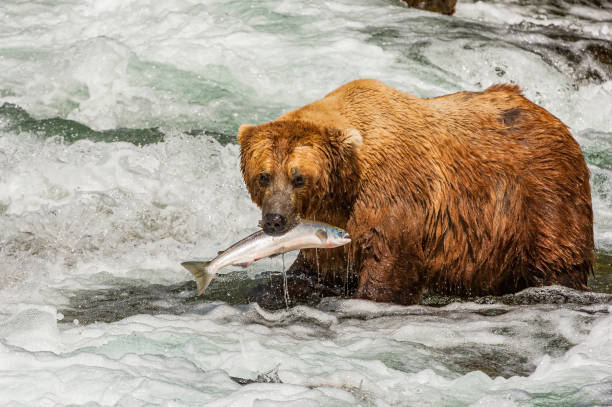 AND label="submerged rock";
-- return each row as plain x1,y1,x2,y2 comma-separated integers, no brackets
421,285,612,307
500,285,612,305
399,0,457,15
